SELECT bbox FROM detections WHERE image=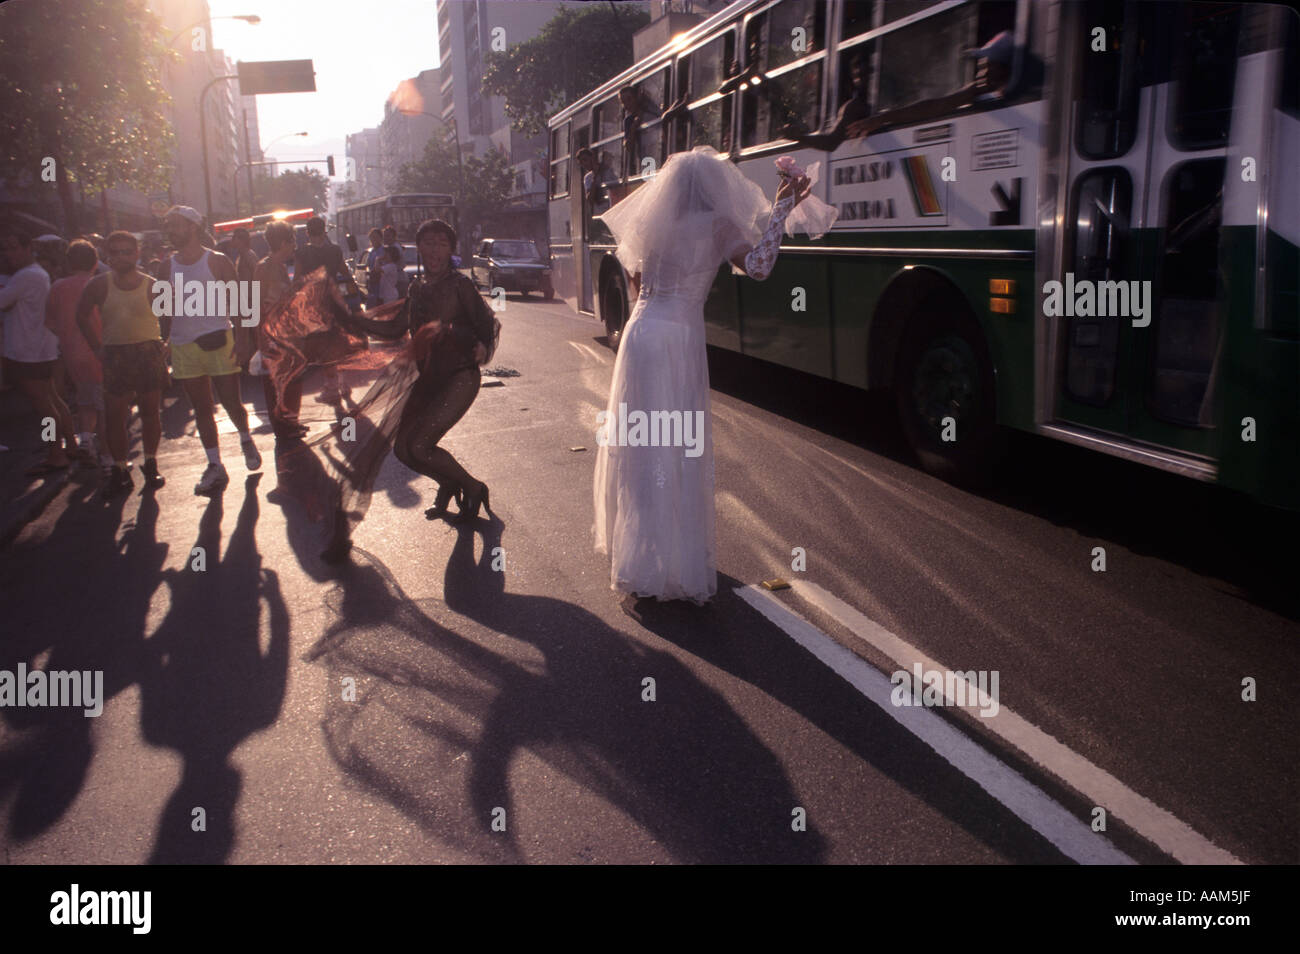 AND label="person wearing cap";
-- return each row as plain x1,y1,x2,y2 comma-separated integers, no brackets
162,205,262,496
846,29,1016,140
